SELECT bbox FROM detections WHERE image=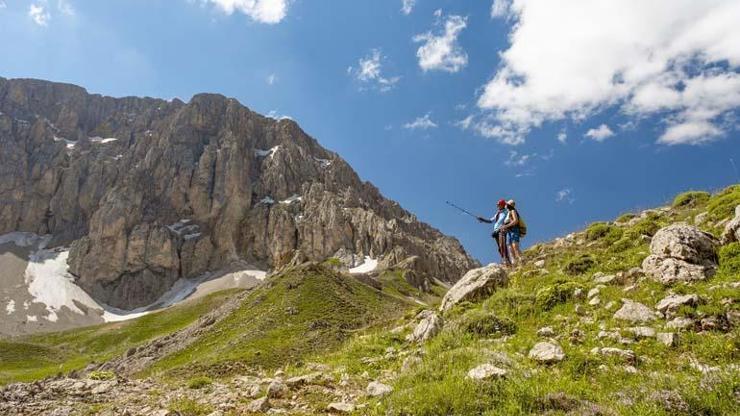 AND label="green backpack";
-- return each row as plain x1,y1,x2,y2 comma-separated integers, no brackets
519,216,527,237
